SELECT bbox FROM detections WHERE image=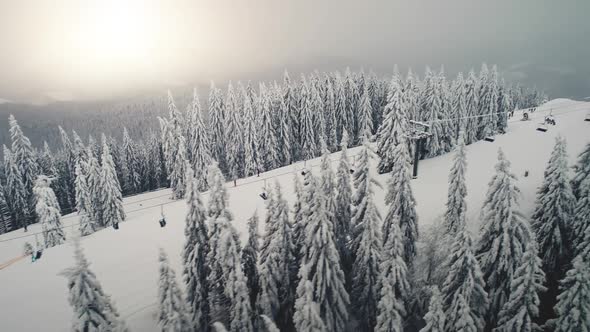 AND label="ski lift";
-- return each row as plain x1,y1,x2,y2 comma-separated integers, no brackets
484,136,495,142
536,122,548,132
585,111,590,122
159,205,167,227
259,179,269,200
521,112,529,121
113,223,119,230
